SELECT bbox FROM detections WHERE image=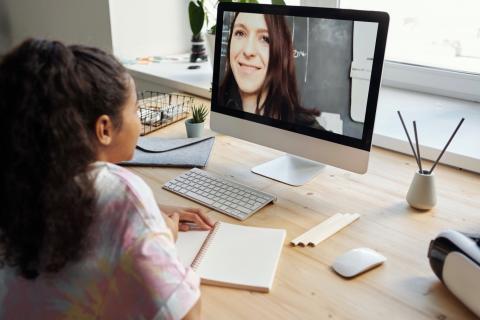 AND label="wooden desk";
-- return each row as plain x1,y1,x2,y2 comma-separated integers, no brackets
130,98,480,320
